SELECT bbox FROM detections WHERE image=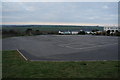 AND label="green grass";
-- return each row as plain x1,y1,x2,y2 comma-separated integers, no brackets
2,50,119,78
